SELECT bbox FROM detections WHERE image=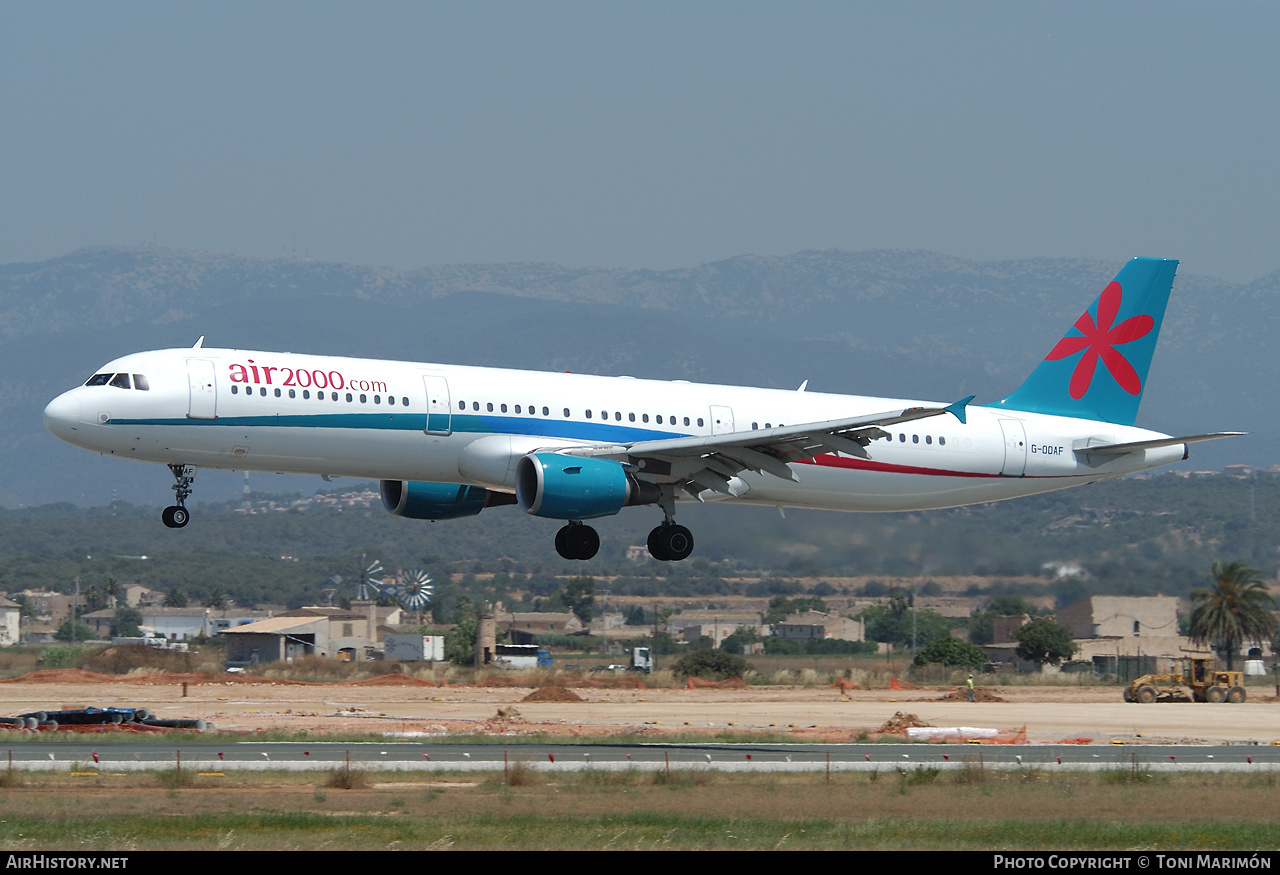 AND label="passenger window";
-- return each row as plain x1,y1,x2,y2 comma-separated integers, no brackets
231,385,239,395
401,397,409,406
303,390,310,399
752,422,758,429
642,414,649,423
501,404,507,413
333,392,340,401
683,416,690,426
473,402,480,411
629,413,635,422
275,388,282,398
697,418,704,427
926,435,932,445
109,373,131,389
262,387,268,397
586,410,593,419
564,408,570,417
85,373,112,387
615,412,622,421
487,403,493,412
386,395,393,405
939,436,946,446
289,389,296,399
899,434,905,442
543,406,550,416
515,405,521,414
912,434,919,444
655,415,663,424
458,400,465,409
360,394,366,403
133,375,150,391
